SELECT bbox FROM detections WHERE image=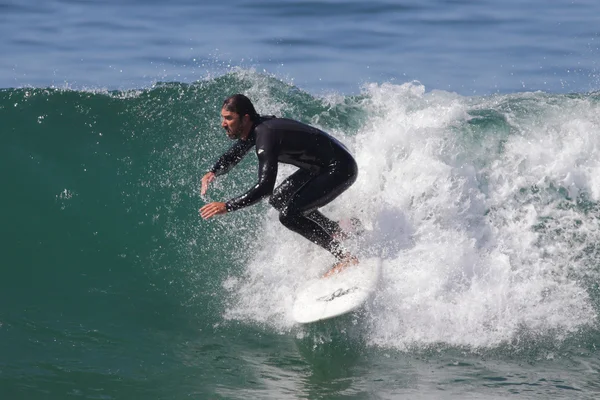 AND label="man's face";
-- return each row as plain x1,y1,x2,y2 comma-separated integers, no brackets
221,108,246,139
